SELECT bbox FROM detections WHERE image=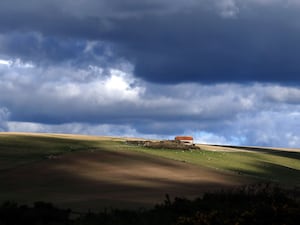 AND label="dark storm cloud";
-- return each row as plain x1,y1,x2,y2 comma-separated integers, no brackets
108,5,300,83
0,33,86,64
1,0,300,147
1,0,300,83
